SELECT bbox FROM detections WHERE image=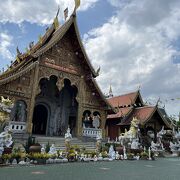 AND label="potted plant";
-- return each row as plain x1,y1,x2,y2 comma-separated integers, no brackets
29,143,41,153
2,154,11,164
11,152,21,163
